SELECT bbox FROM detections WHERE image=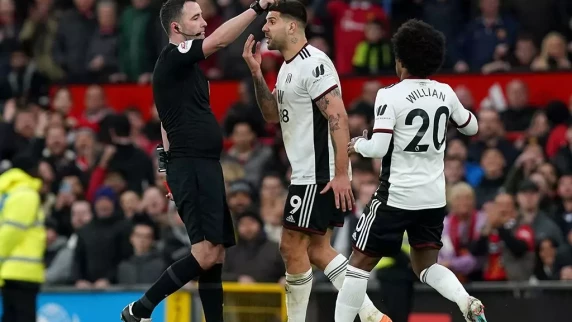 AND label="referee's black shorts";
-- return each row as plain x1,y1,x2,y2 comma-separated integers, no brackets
166,157,236,248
